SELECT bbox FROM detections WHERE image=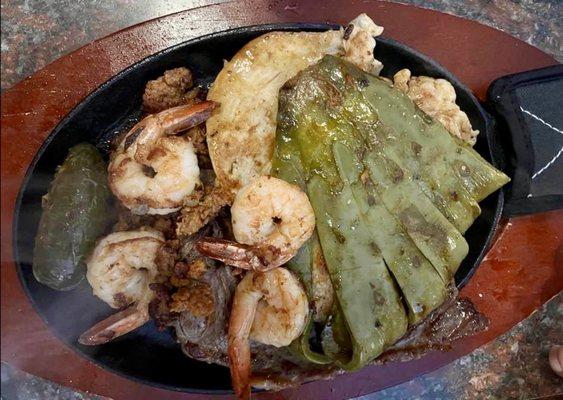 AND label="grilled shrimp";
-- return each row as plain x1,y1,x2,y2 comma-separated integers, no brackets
78,229,164,345
109,101,215,215
229,268,308,399
196,176,315,270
